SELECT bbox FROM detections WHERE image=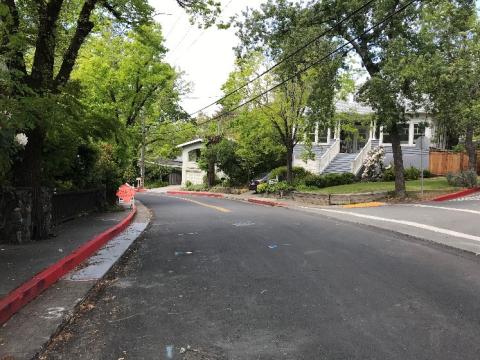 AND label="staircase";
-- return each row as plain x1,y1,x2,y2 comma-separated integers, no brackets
322,153,358,174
